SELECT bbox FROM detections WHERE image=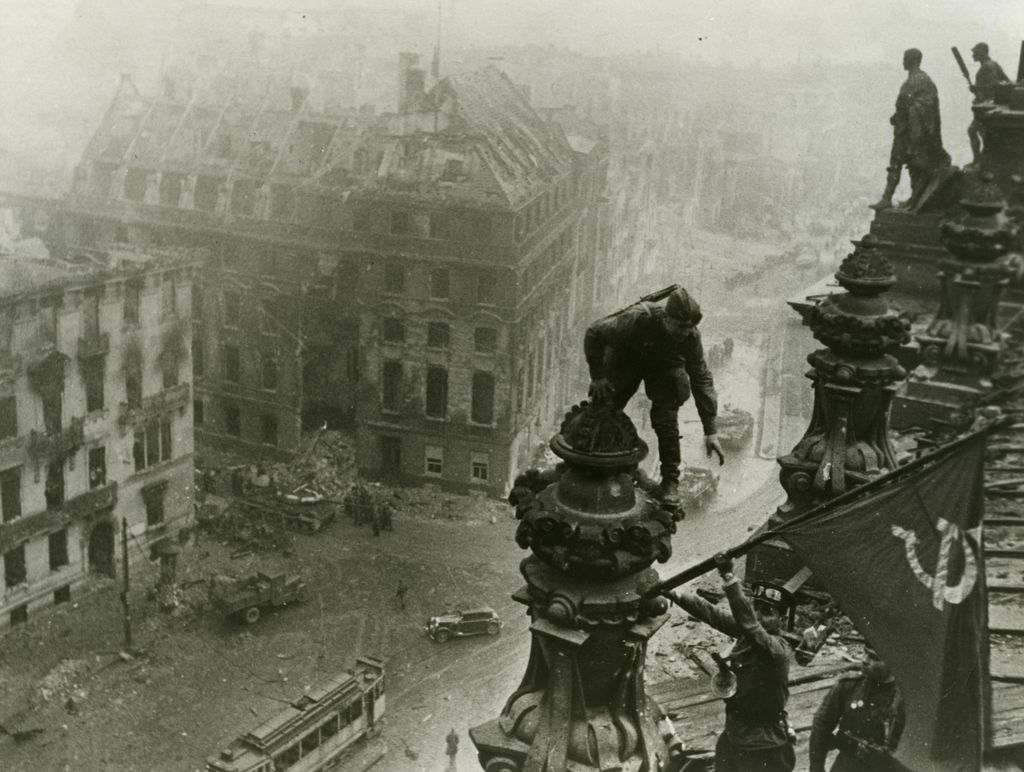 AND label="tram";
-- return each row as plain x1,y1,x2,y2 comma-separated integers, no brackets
205,657,385,772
